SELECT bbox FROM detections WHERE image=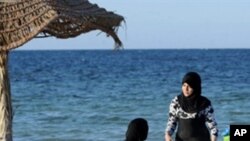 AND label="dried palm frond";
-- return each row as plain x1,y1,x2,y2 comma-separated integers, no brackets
0,0,124,51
